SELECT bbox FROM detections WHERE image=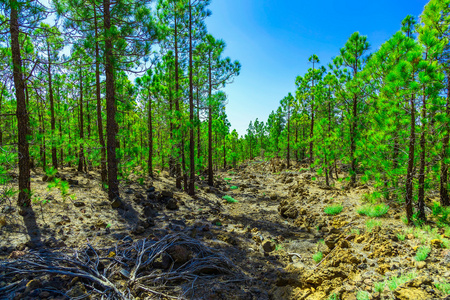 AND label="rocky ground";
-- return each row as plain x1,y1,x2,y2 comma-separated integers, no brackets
1,159,450,299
